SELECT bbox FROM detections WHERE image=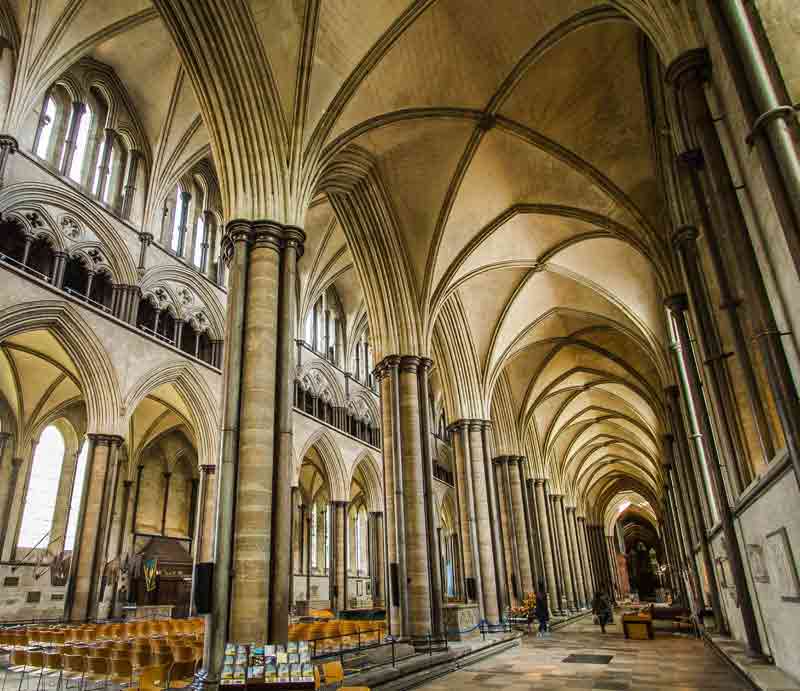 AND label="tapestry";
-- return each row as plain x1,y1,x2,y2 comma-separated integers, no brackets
143,558,158,592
